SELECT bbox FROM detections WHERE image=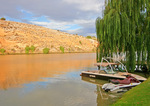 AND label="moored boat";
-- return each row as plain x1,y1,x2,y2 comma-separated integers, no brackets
102,75,141,93
102,82,140,93
80,57,147,82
